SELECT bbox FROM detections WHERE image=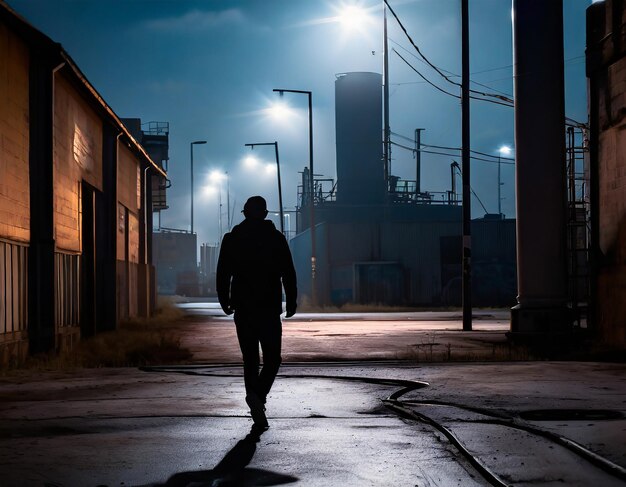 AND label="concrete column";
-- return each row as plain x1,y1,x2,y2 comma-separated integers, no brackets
95,124,119,332
28,50,58,354
511,0,571,333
